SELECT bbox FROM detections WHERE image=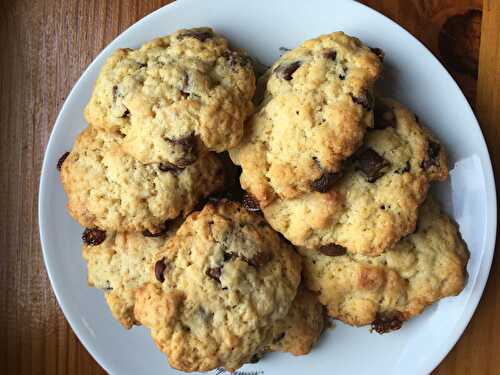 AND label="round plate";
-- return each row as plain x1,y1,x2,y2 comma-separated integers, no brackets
39,0,497,374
